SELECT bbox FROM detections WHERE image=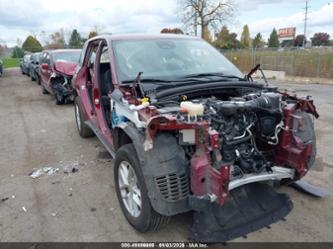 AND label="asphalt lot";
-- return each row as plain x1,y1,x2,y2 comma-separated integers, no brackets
0,68,332,242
